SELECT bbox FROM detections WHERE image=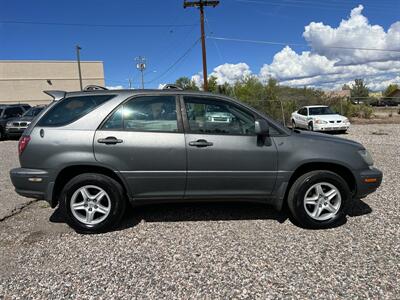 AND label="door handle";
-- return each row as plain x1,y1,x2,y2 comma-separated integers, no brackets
97,136,123,145
189,139,213,147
